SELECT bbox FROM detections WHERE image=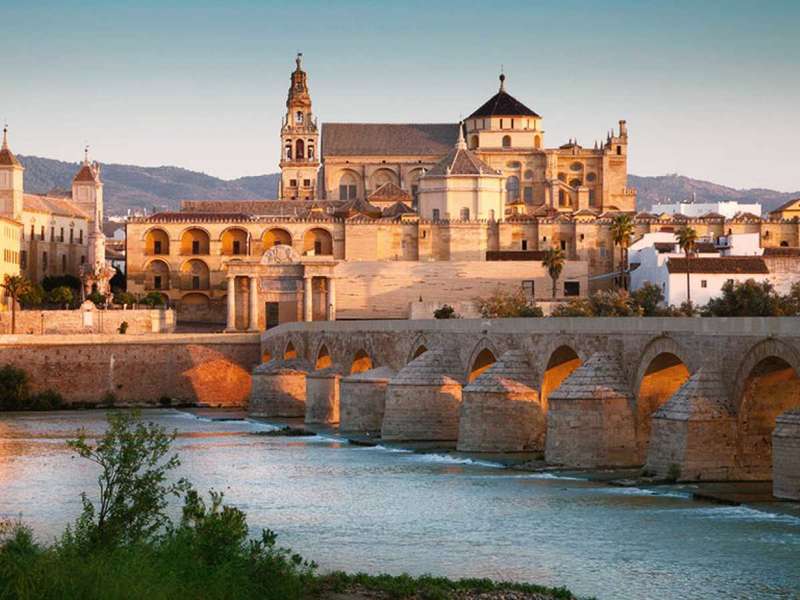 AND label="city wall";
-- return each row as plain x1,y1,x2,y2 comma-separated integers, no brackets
0,333,260,406
0,307,175,335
